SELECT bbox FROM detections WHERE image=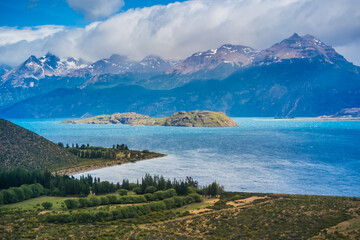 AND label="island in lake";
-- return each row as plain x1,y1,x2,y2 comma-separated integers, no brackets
62,110,239,127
